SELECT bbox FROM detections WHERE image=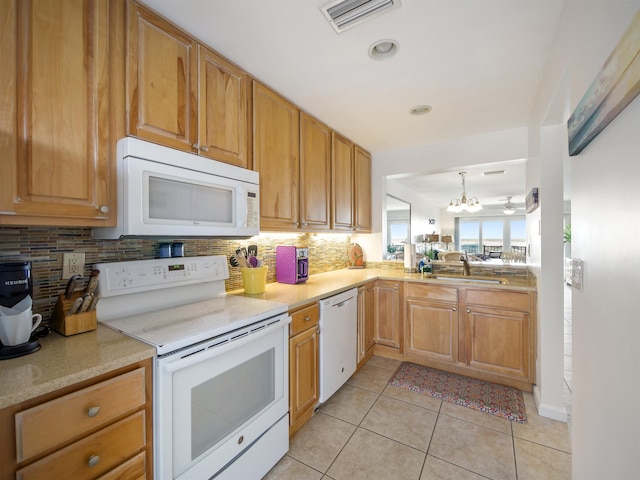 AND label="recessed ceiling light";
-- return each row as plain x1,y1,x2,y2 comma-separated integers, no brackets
410,105,432,115
368,39,398,60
